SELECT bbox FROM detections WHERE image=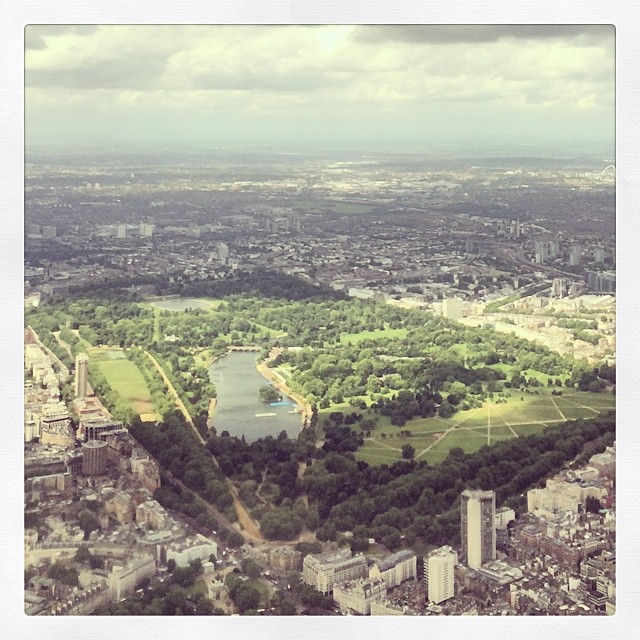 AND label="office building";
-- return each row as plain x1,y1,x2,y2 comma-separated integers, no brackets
461,489,496,569
39,402,74,447
81,417,125,442
81,440,108,476
108,555,156,602
116,224,127,239
425,546,457,604
165,534,217,568
75,353,89,398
